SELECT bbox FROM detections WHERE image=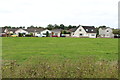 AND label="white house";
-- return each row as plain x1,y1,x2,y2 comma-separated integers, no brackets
51,29,62,37
26,27,44,37
40,29,52,37
99,27,114,38
15,29,28,35
70,25,97,38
